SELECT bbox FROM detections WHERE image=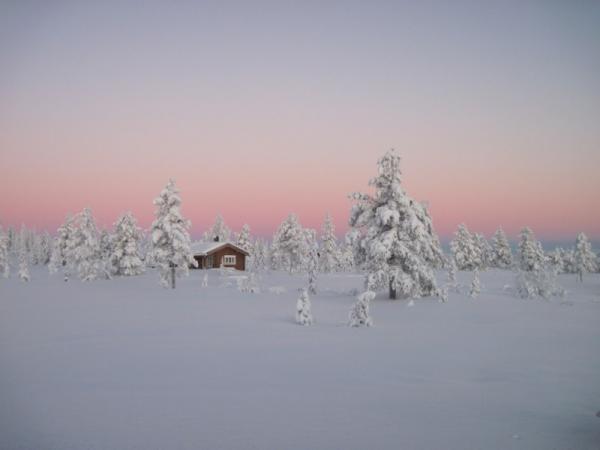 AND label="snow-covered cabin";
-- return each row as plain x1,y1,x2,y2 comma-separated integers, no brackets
191,241,249,271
